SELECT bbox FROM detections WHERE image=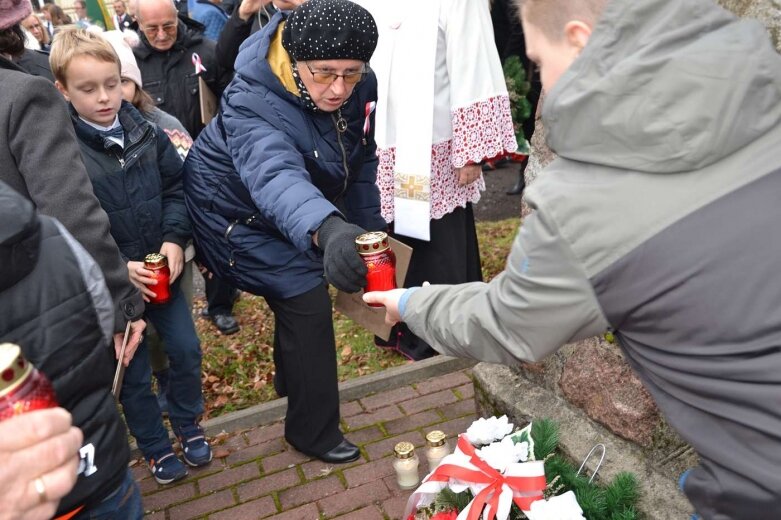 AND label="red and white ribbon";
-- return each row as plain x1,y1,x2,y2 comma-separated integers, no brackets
192,53,207,74
404,435,547,520
363,101,376,137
